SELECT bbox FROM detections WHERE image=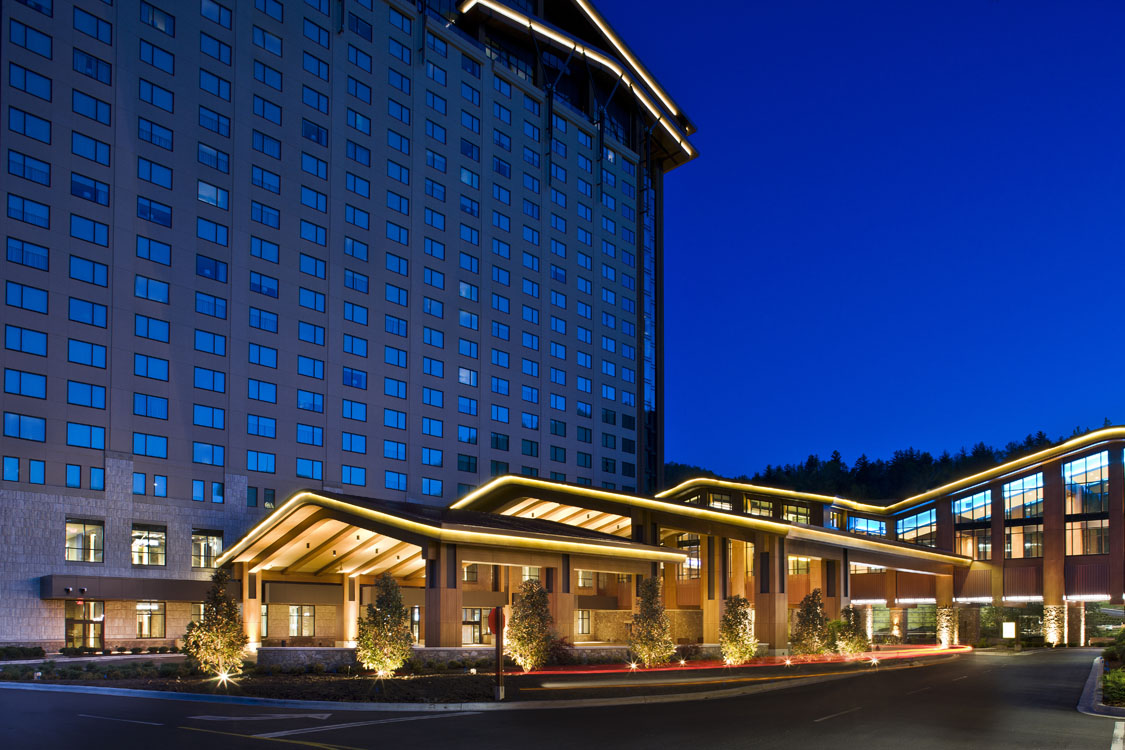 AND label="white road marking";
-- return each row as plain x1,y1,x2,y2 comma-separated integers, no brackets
1112,721,1124,750
189,713,332,722
254,711,480,739
952,675,968,682
812,707,861,723
905,686,931,695
78,714,162,726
